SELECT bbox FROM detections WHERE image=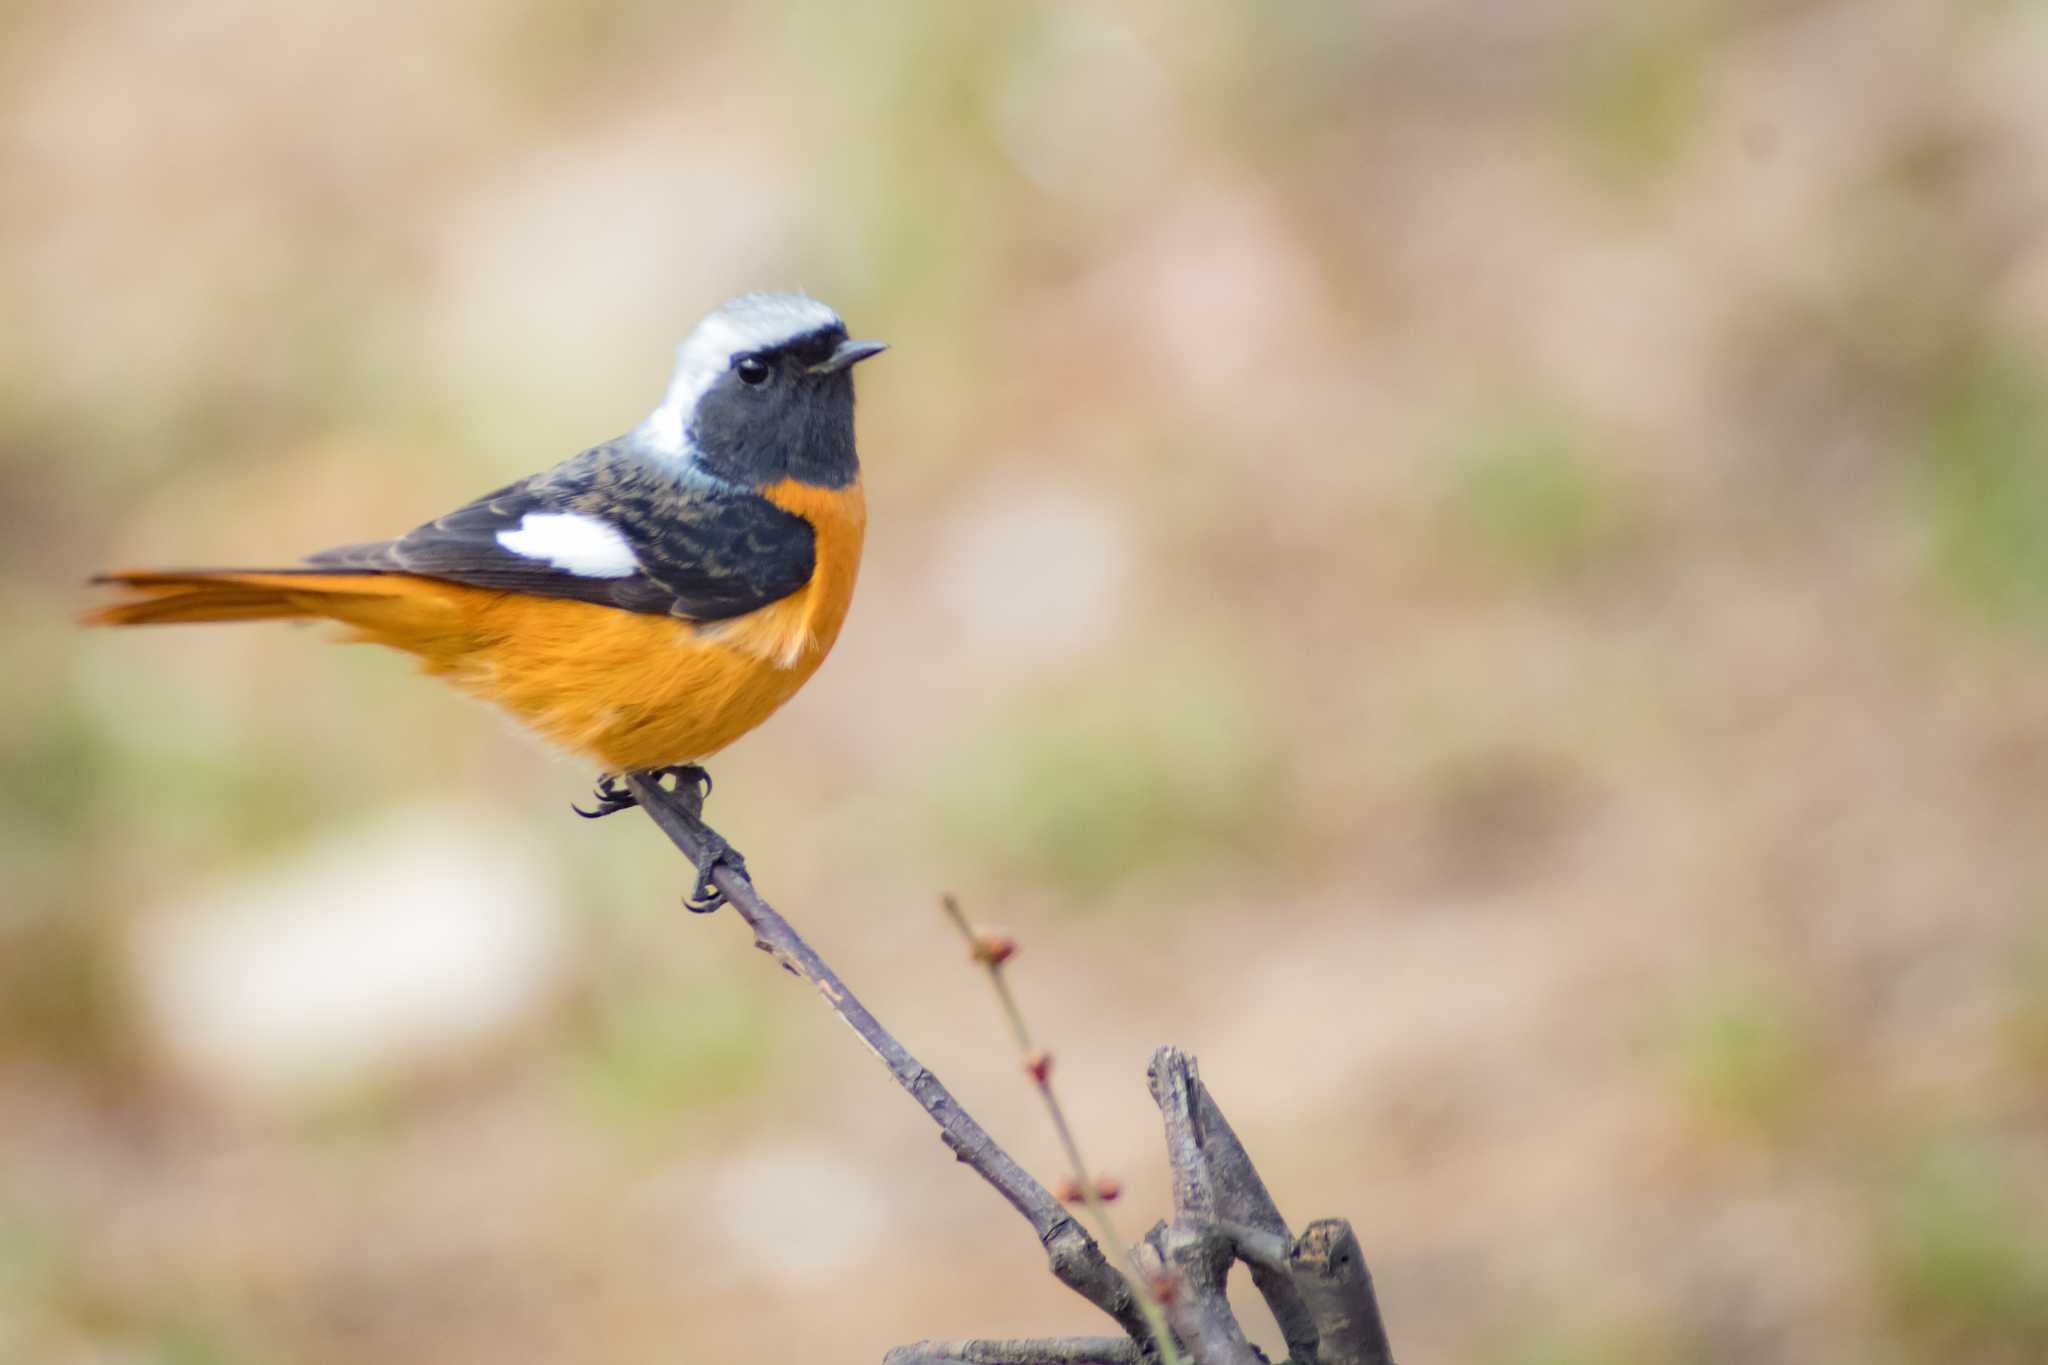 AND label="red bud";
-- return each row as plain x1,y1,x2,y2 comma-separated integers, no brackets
1025,1049,1053,1085
971,931,1017,967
